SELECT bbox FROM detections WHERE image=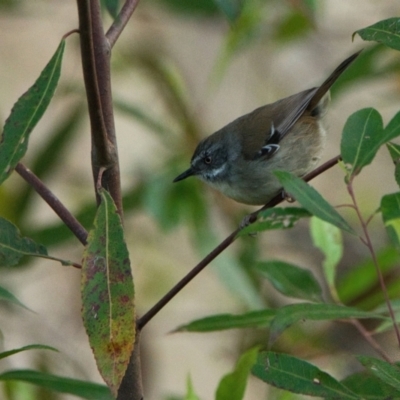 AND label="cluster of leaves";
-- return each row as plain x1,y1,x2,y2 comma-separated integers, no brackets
0,0,400,399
